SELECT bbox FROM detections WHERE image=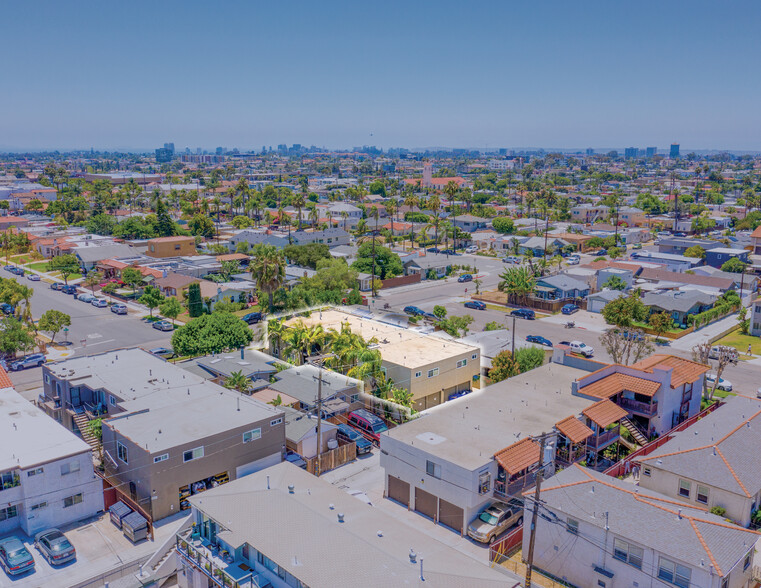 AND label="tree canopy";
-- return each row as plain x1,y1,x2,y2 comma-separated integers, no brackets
351,244,403,279
171,312,254,356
